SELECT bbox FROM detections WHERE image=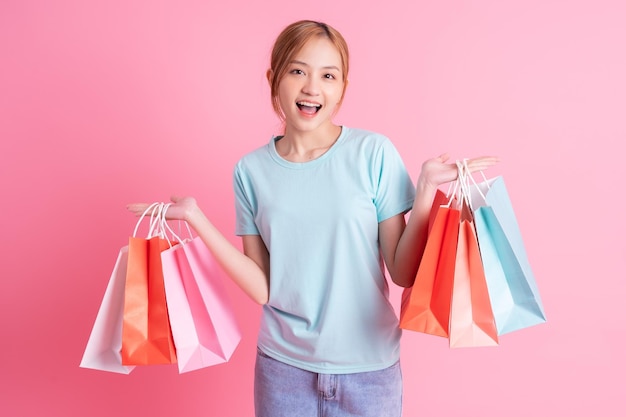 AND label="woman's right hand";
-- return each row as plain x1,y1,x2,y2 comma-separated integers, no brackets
127,196,199,222
129,195,270,304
